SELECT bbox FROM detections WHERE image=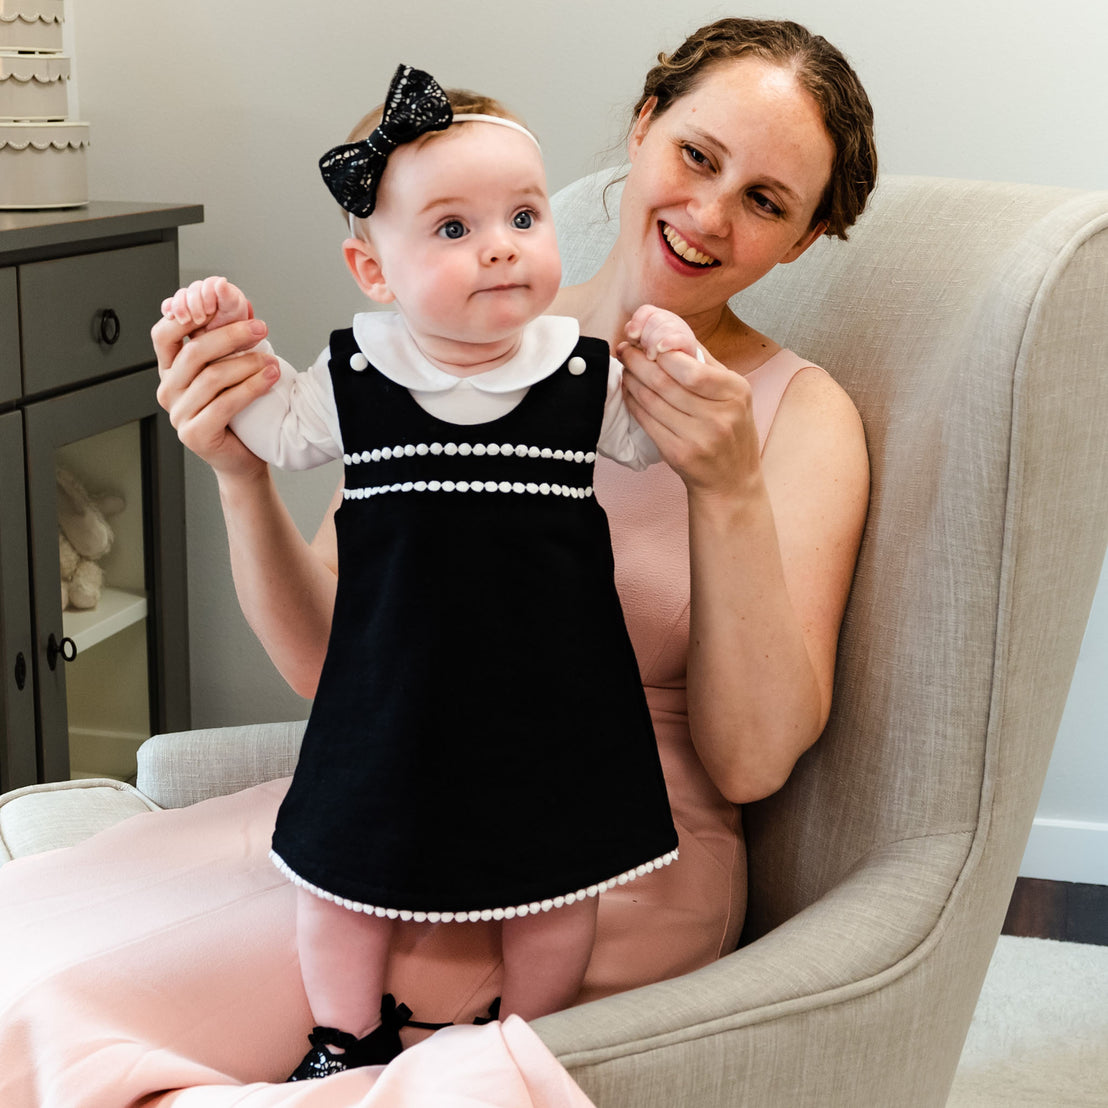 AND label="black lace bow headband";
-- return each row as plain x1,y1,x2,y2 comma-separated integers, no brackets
319,64,453,219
